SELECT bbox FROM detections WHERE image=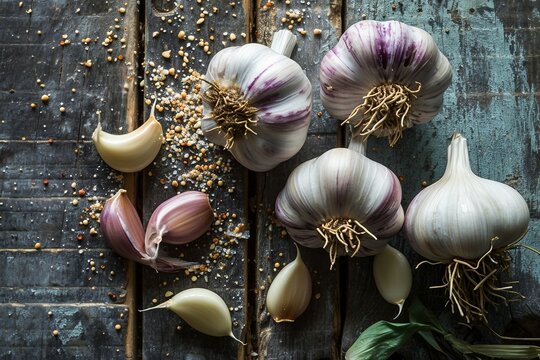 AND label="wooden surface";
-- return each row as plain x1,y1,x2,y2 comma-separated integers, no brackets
0,1,539,359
